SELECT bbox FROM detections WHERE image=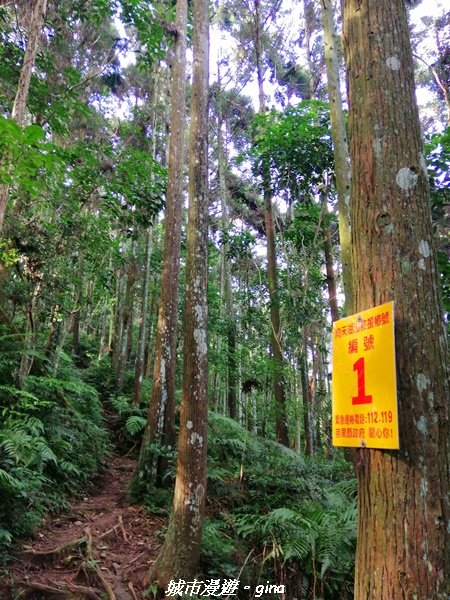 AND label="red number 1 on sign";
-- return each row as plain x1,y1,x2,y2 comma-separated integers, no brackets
352,357,373,405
